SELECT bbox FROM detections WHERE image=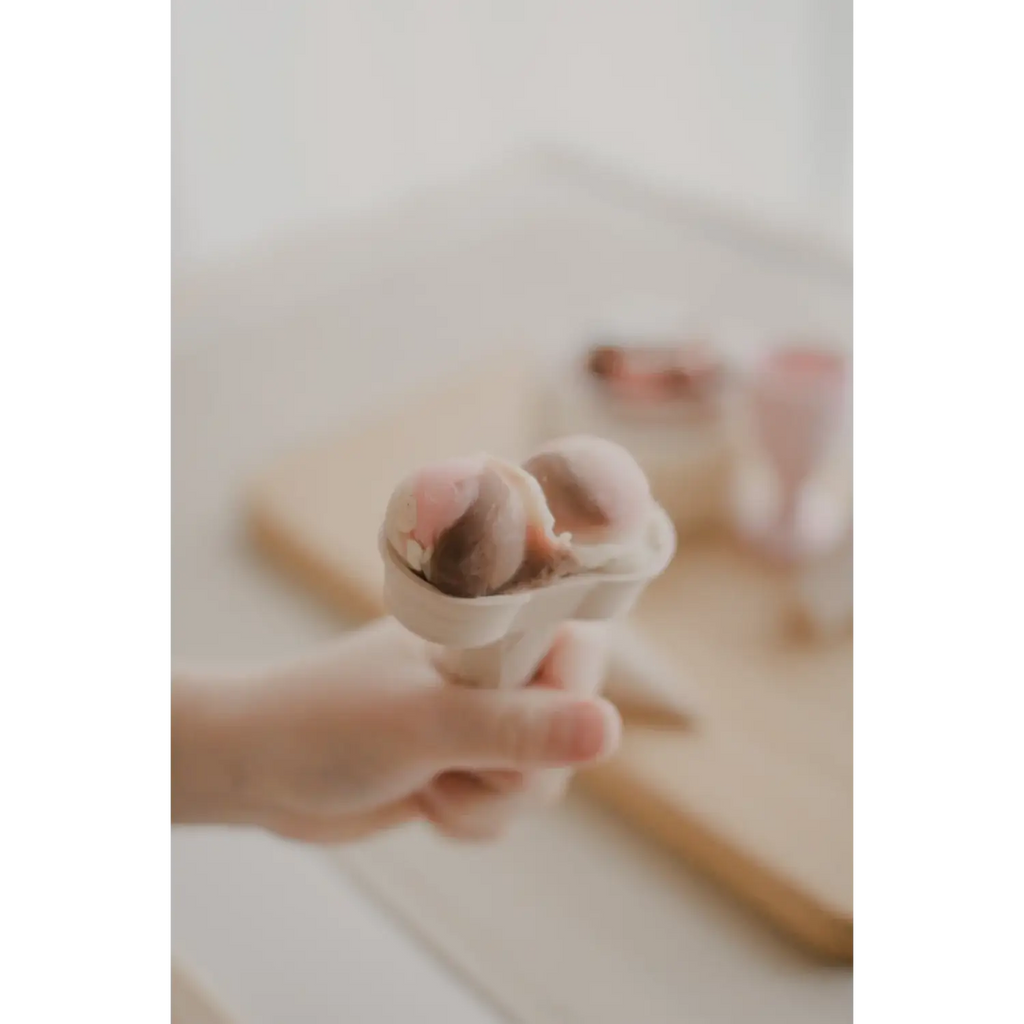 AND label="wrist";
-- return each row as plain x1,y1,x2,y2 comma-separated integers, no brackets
172,671,264,826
